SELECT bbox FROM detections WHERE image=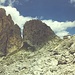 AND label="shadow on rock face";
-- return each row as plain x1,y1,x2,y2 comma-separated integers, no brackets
21,42,35,52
